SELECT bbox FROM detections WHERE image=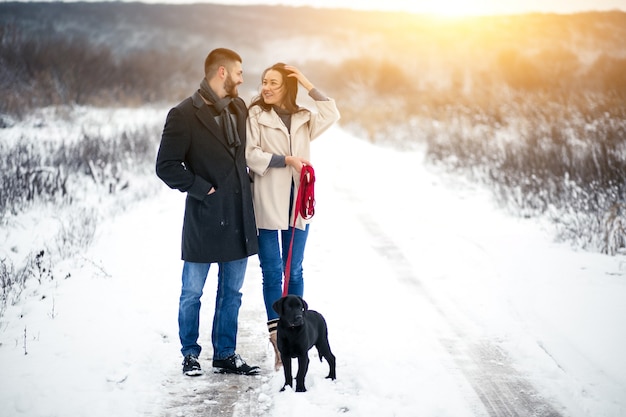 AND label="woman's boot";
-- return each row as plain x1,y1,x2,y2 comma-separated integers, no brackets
268,319,282,371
